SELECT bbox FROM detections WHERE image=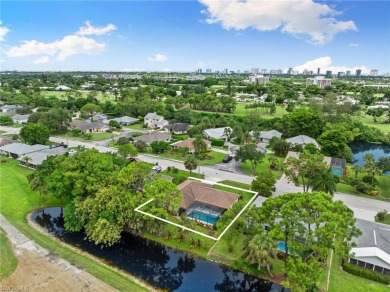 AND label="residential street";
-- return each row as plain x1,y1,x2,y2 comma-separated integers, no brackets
1,126,389,221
